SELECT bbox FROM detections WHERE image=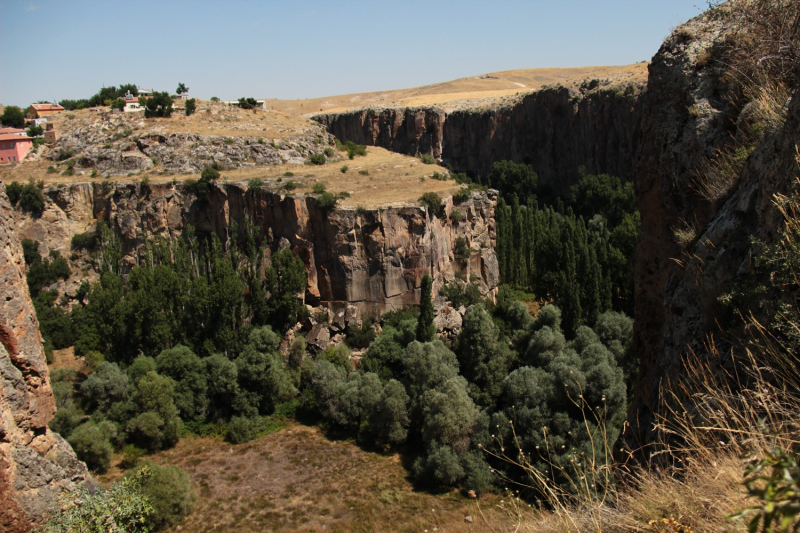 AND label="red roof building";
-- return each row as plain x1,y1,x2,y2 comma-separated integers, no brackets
26,103,65,119
0,134,33,163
